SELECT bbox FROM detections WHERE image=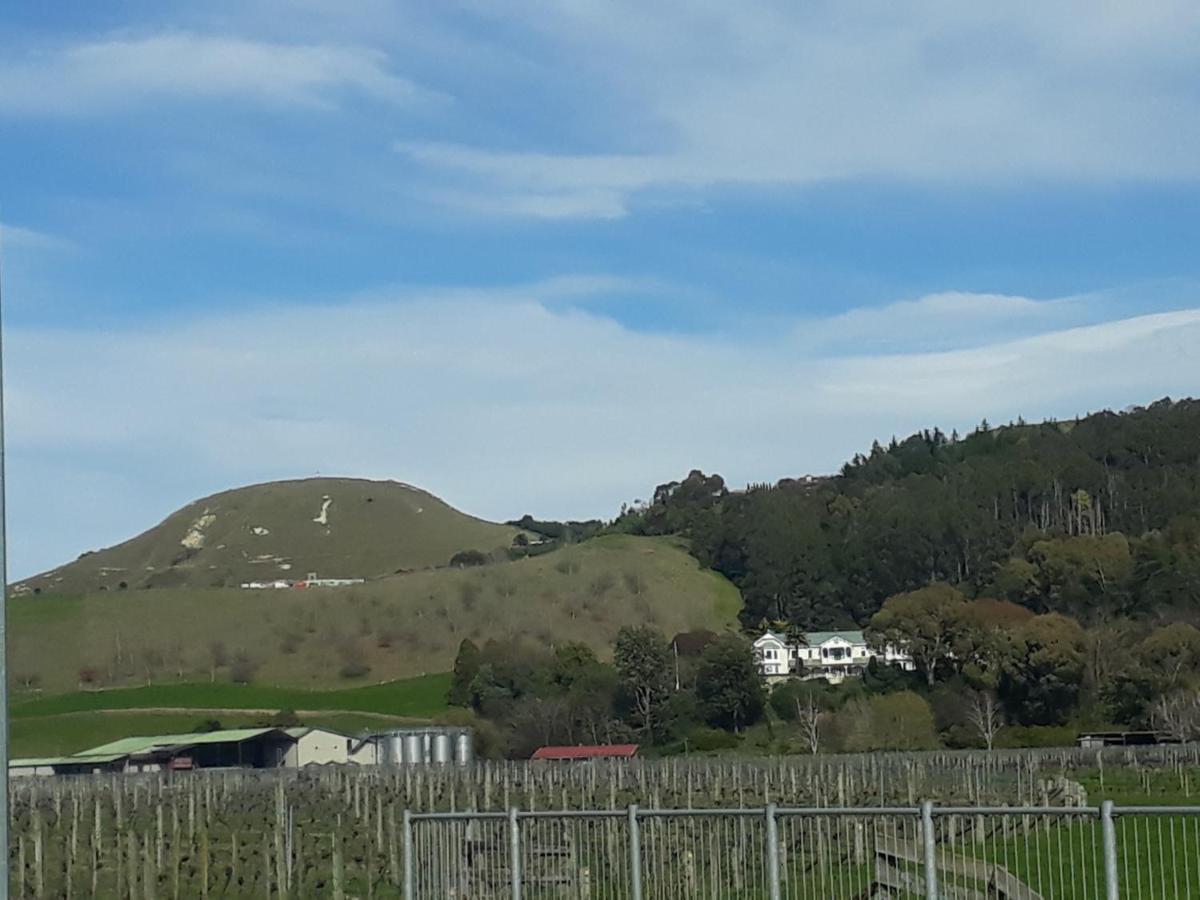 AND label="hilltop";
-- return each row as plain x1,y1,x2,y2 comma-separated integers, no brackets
15,477,525,595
